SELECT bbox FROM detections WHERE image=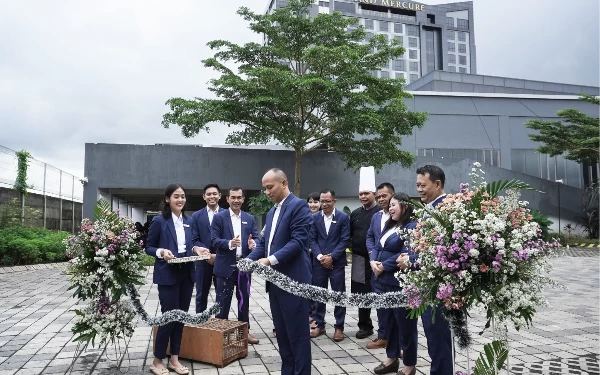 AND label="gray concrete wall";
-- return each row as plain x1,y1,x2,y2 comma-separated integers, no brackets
0,187,82,232
83,144,583,224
